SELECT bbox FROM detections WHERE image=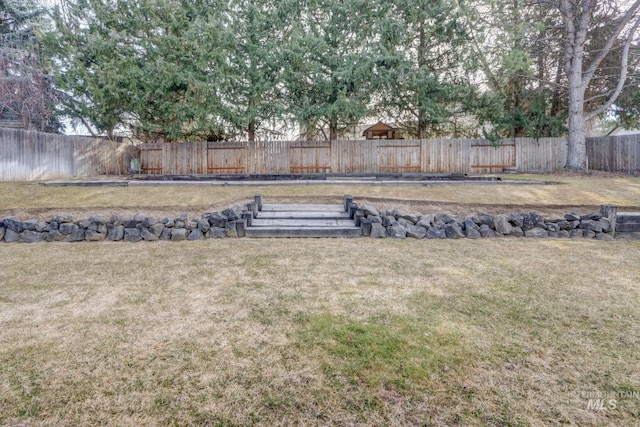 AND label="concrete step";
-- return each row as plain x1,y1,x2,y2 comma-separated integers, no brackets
616,212,640,223
256,211,351,220
251,218,357,227
245,226,362,238
615,212,640,233
261,203,346,212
